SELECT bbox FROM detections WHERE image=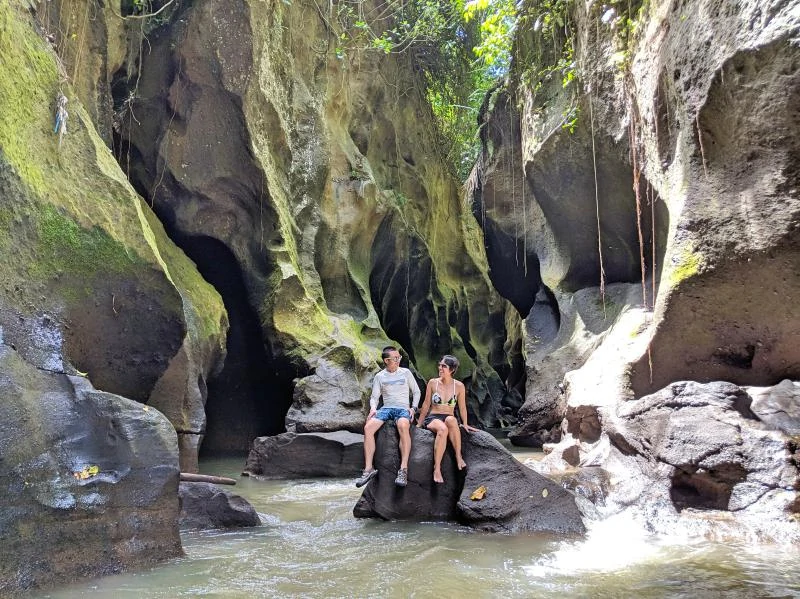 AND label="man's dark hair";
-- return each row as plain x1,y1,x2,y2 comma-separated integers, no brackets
381,346,397,360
